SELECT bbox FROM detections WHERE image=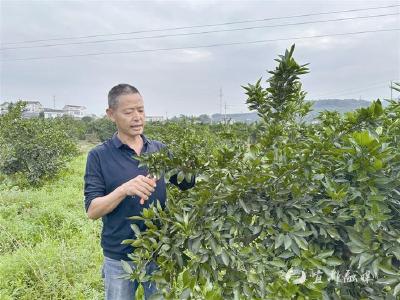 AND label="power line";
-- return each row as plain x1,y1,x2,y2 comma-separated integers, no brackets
2,28,399,62
313,82,392,99
1,12,397,51
313,80,393,98
2,3,399,45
